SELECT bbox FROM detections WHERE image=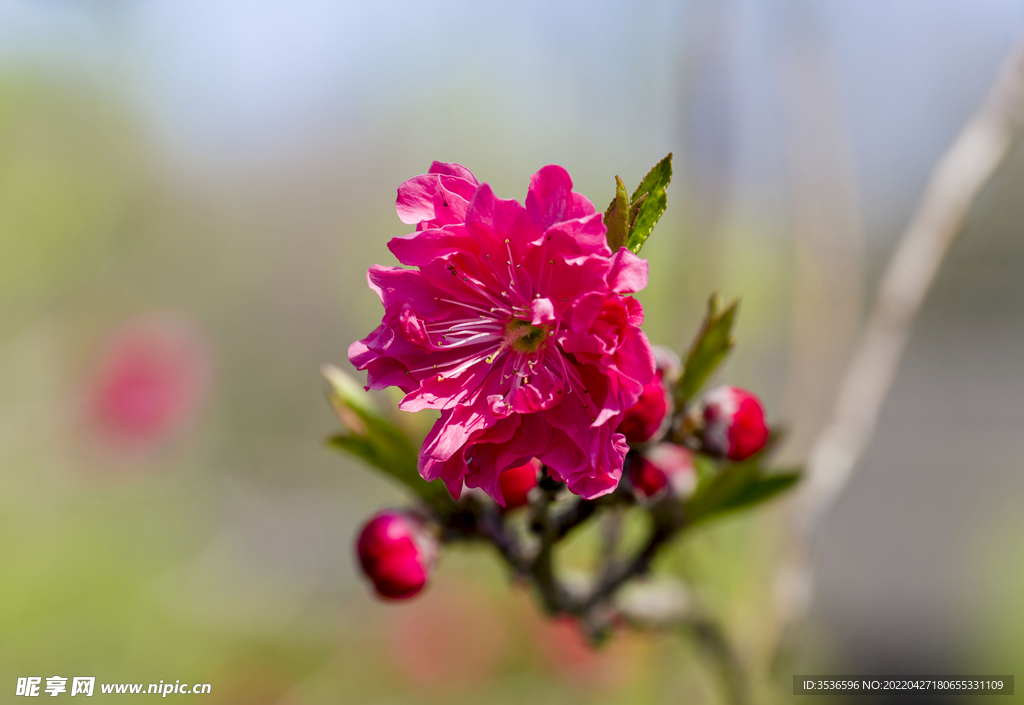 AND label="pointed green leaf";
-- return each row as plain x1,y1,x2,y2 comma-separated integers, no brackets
675,295,738,405
625,153,672,254
322,365,452,510
604,175,630,251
